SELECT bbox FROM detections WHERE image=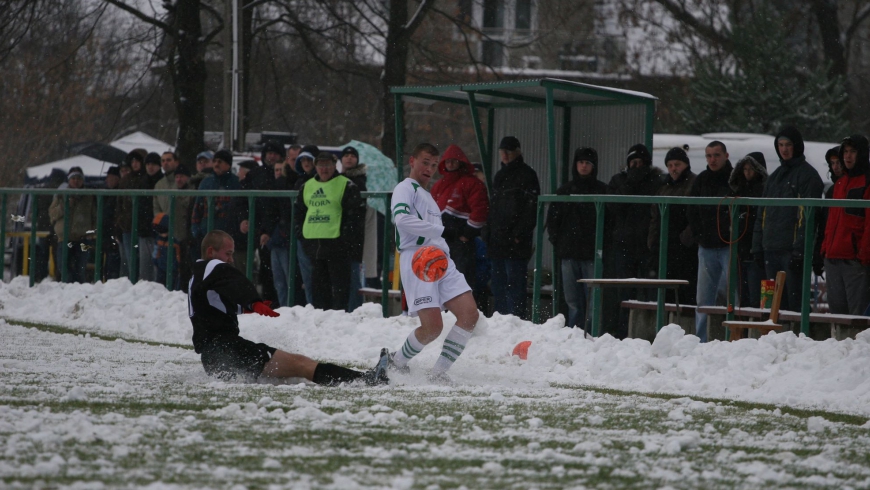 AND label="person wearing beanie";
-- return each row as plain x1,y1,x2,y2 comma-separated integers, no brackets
190,149,245,273
546,147,608,330
751,126,824,314
820,134,870,315
647,147,697,312
291,144,320,306
101,166,123,281
728,151,768,308
685,141,735,342
488,136,541,319
48,167,96,283
191,151,214,189
605,143,662,339
294,152,365,311
339,145,376,312
116,151,147,279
